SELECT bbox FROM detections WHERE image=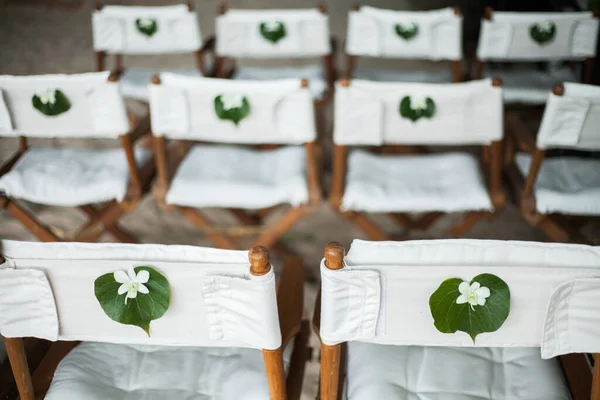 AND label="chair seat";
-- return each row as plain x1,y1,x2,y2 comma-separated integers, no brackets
352,67,453,83
45,342,291,400
341,150,493,213
166,144,308,210
0,147,151,207
234,65,327,99
121,68,202,101
516,153,600,216
344,342,570,400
